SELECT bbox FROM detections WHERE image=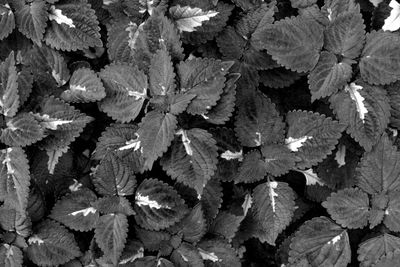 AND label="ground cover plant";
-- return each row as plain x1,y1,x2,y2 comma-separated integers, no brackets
2,0,400,266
